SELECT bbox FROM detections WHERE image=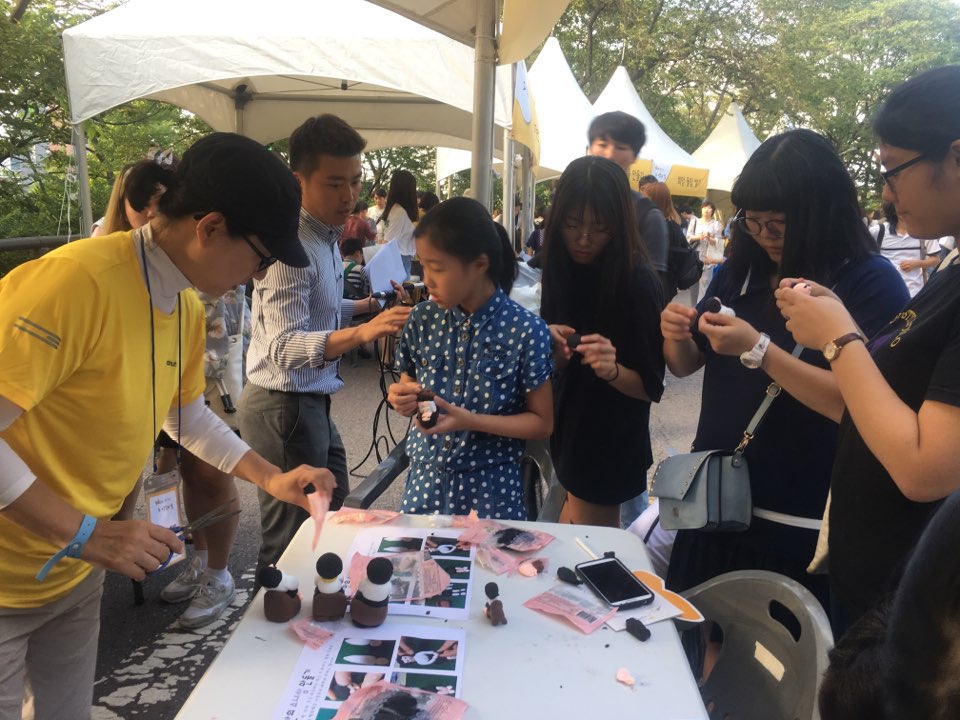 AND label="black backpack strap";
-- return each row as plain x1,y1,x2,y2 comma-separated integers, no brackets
876,223,886,249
